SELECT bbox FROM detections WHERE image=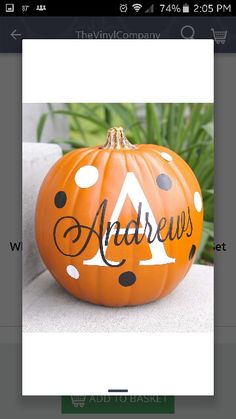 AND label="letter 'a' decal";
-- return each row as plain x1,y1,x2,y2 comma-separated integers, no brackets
84,172,175,266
